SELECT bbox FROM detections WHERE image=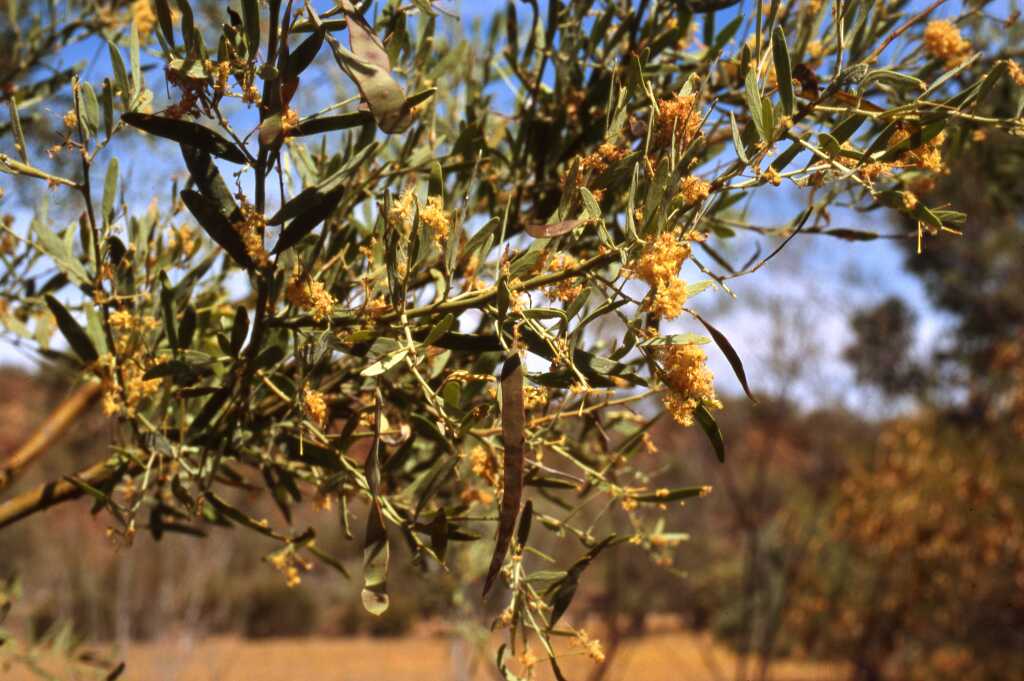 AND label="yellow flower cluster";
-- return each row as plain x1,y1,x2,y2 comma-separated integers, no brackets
98,354,162,417
460,487,495,505
523,385,549,410
285,268,335,322
302,387,328,427
269,549,311,588
572,629,606,664
390,189,450,243
1008,60,1024,87
281,107,300,135
654,93,703,149
630,232,691,319
234,201,269,267
468,446,501,488
890,127,947,174
837,126,948,183
922,20,971,66
212,60,232,94
544,253,584,302
800,0,823,17
579,143,628,178
131,0,157,40
660,344,721,427
166,225,198,259
679,175,711,204
109,309,158,331
567,142,628,201
419,195,451,243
